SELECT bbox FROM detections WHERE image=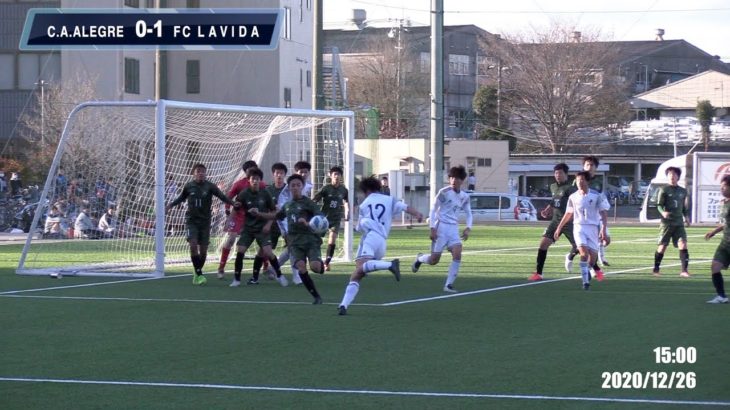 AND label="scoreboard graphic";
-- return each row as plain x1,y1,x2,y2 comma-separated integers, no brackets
20,8,282,50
